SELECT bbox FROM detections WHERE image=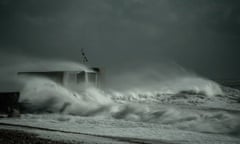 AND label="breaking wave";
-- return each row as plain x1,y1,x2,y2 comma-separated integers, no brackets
19,68,224,116
20,77,112,116
17,63,240,136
